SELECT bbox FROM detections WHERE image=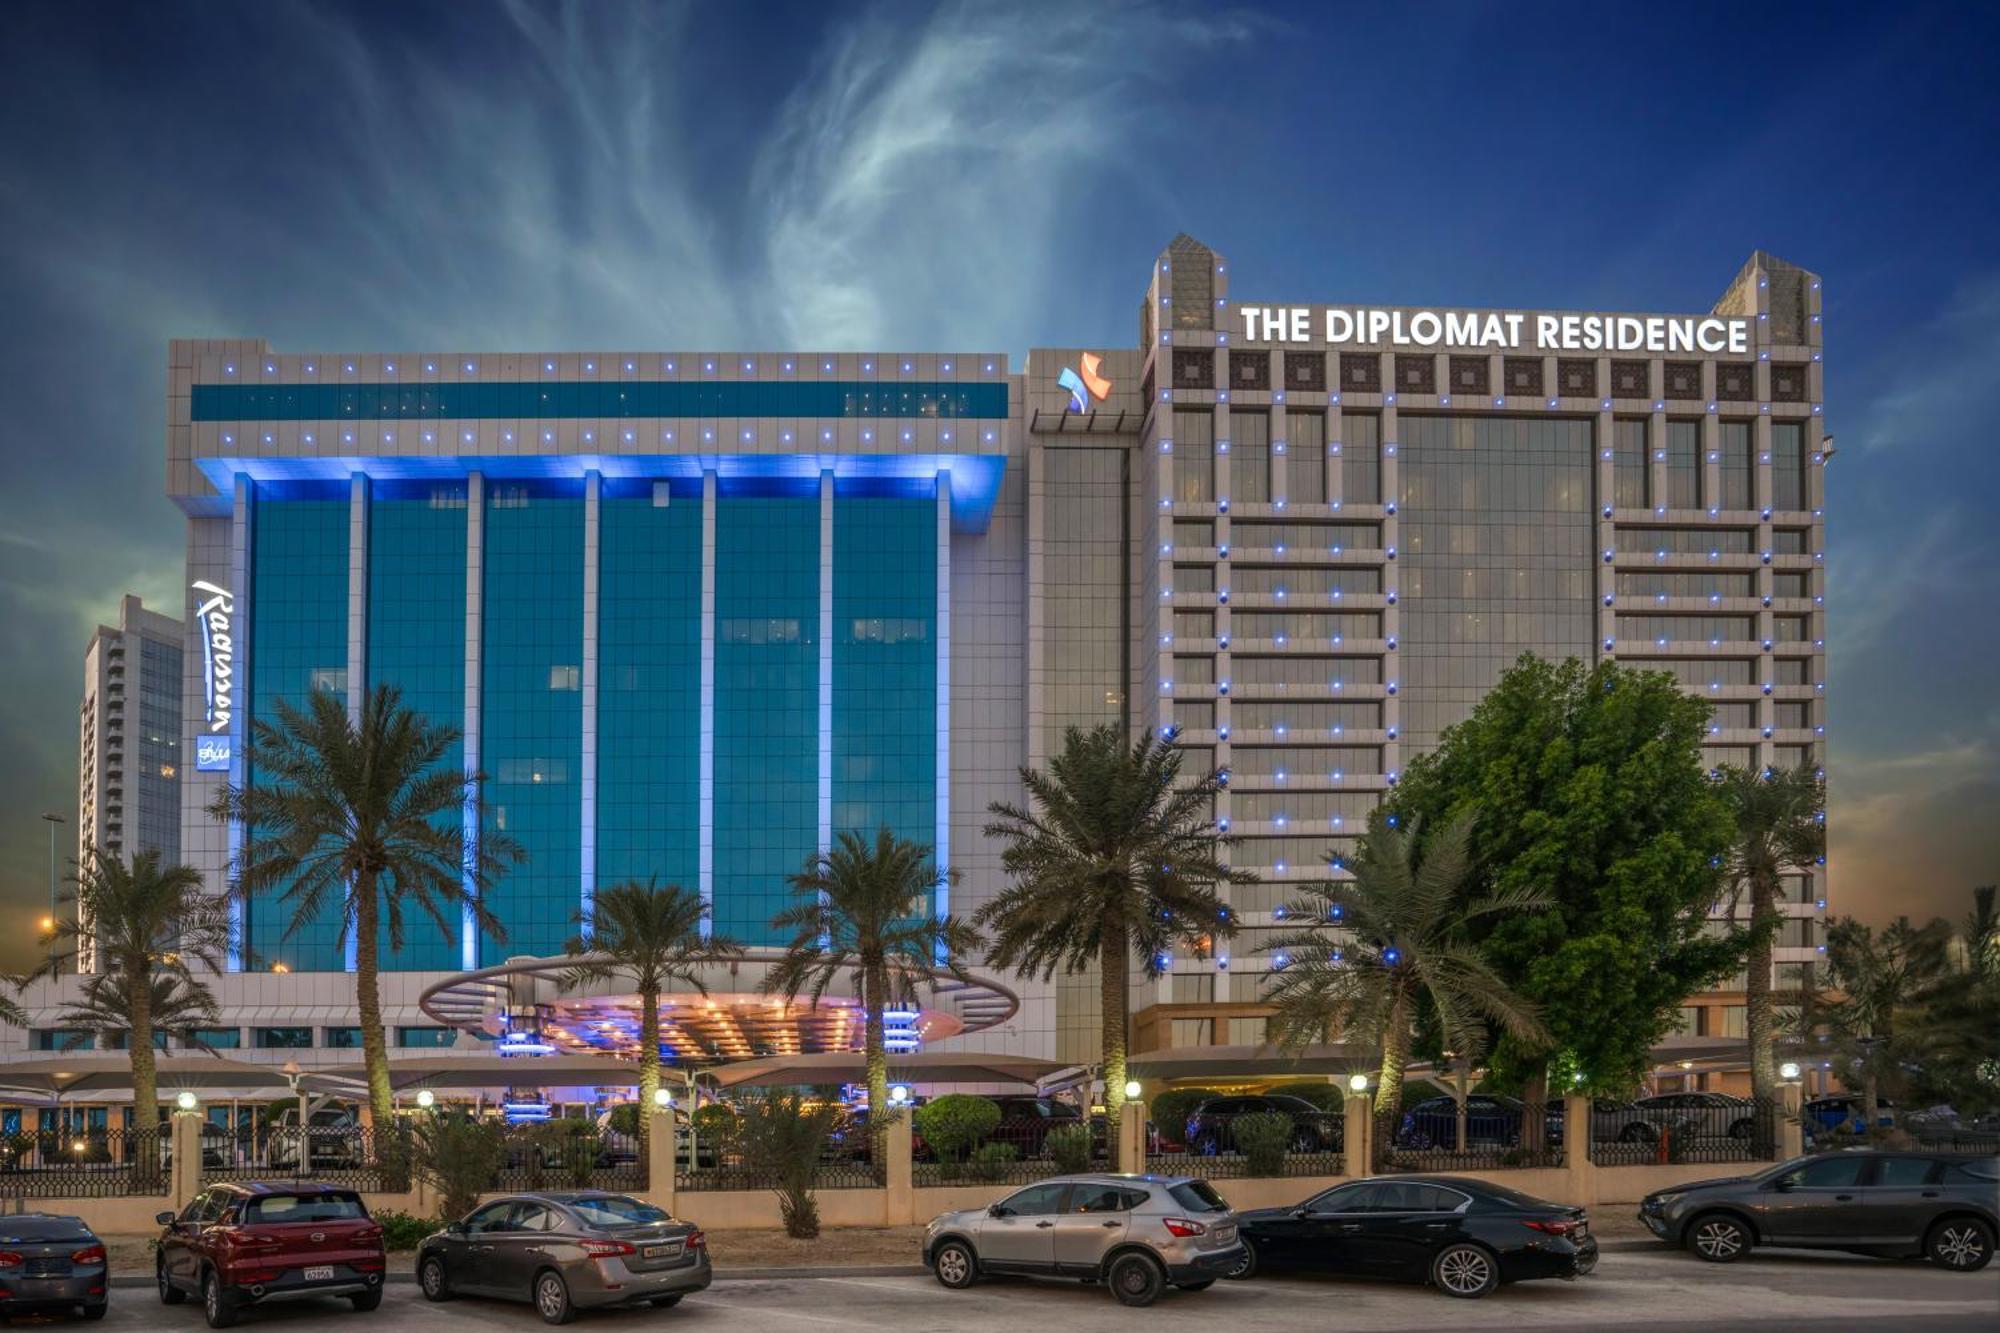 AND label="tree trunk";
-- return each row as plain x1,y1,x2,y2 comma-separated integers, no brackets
1099,912,1130,1160
638,985,660,1166
1454,1055,1470,1153
1373,991,1408,1118
353,874,398,1180
1746,868,1778,1104
127,964,158,1176
1521,1063,1551,1154
863,962,889,1169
